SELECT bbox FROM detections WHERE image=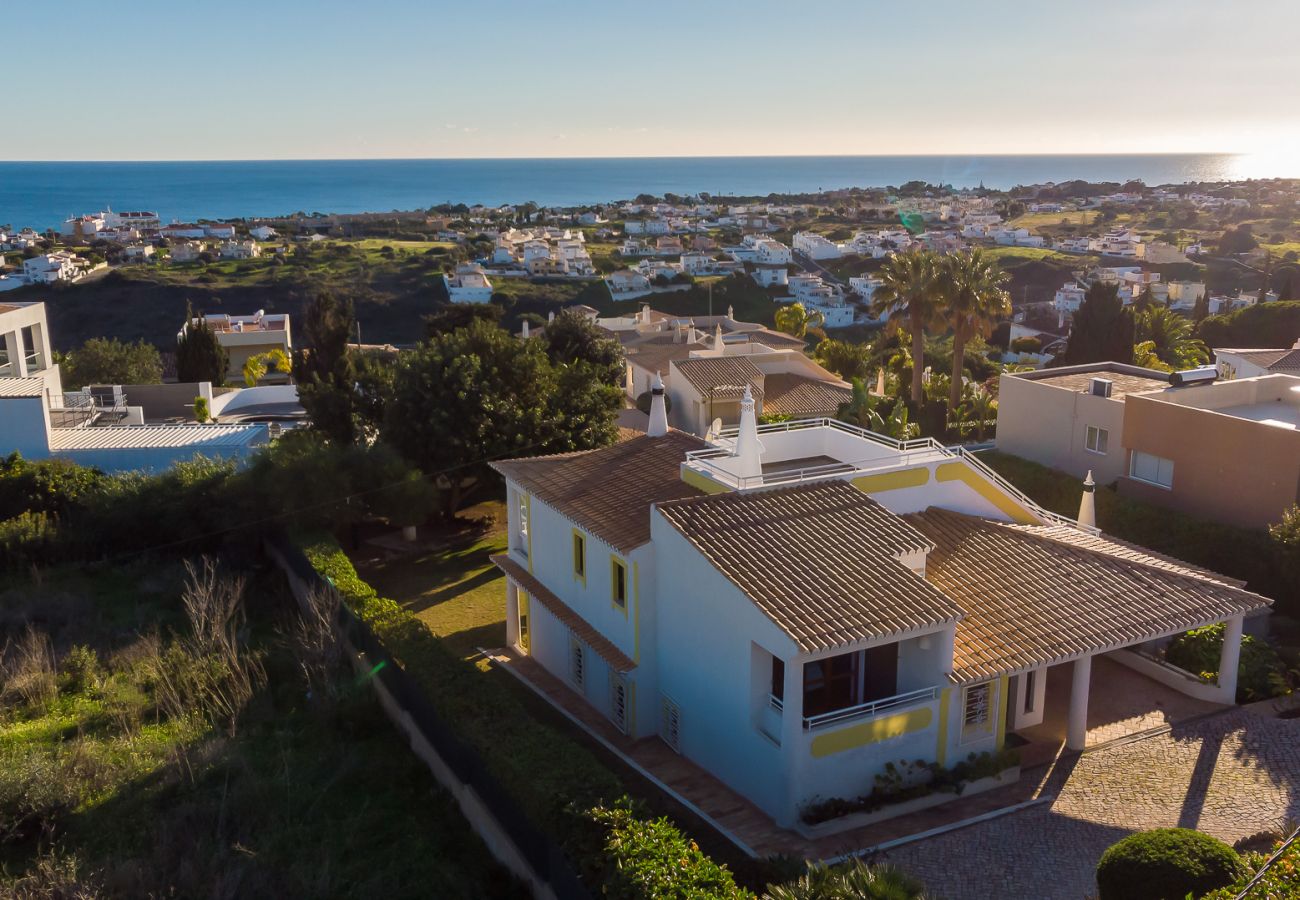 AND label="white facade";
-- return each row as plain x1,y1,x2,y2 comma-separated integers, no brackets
22,252,83,284
792,231,844,260
443,263,495,303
